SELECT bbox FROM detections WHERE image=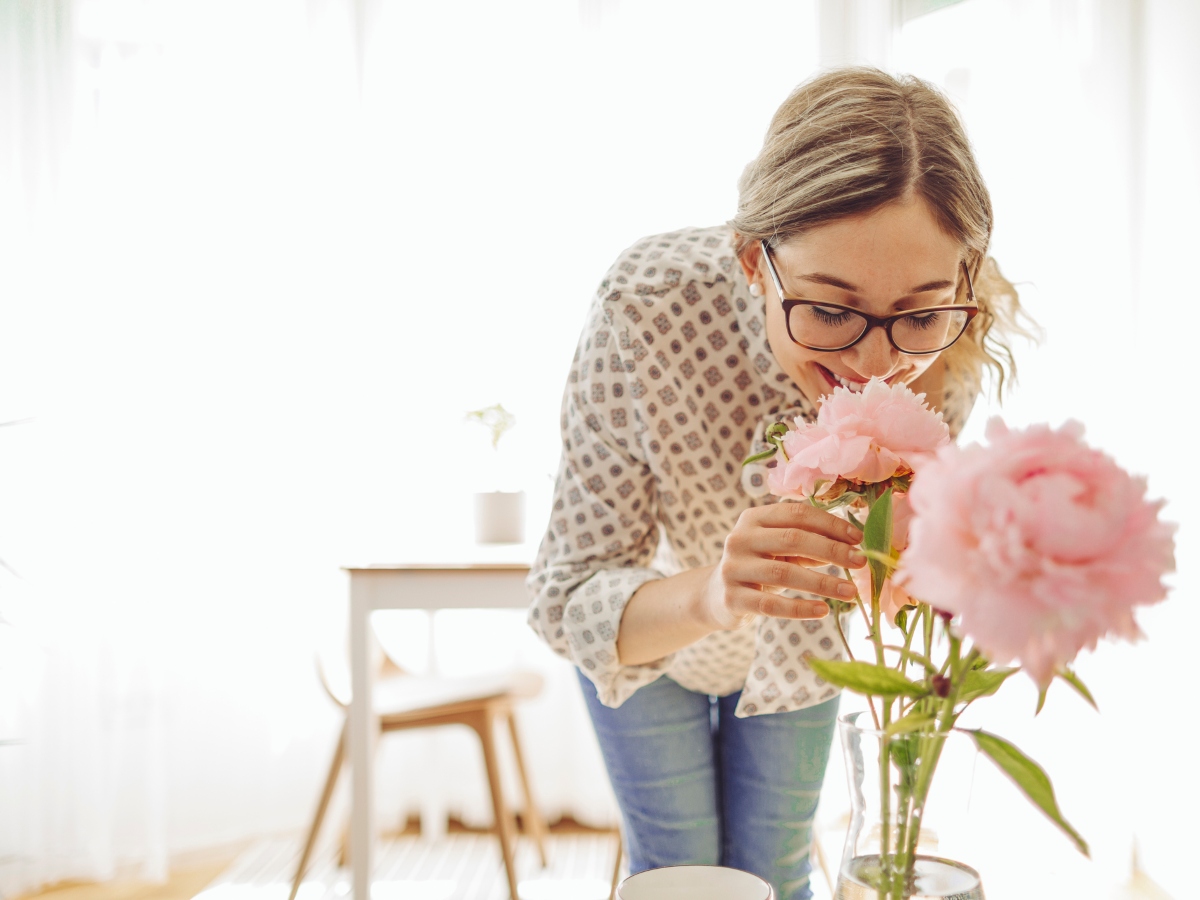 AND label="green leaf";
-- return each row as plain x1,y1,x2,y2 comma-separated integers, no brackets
742,447,778,466
881,645,937,673
861,548,898,568
1058,668,1099,711
808,658,926,698
845,509,865,531
743,422,791,466
1035,668,1100,715
862,488,894,603
886,712,937,736
968,729,1090,857
957,667,1018,705
826,598,856,617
